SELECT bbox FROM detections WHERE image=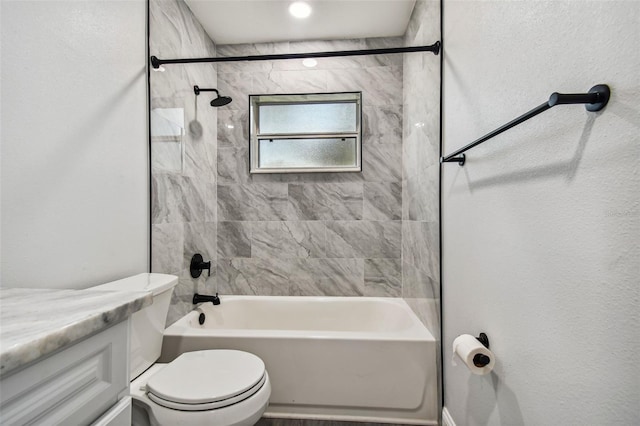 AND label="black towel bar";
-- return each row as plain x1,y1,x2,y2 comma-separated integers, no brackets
441,84,611,166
